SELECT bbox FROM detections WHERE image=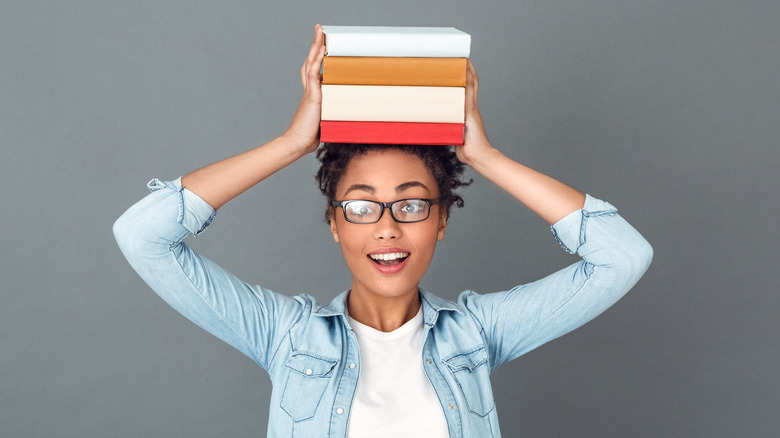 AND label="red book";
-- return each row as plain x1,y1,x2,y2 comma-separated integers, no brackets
320,121,464,145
